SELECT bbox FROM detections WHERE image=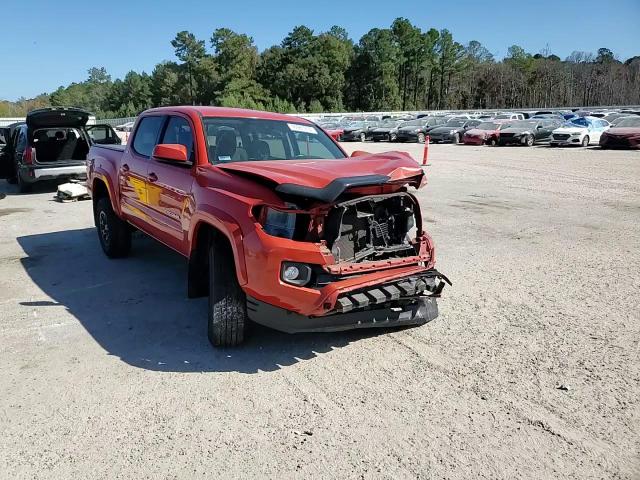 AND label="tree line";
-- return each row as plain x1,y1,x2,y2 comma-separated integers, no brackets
1,18,639,118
